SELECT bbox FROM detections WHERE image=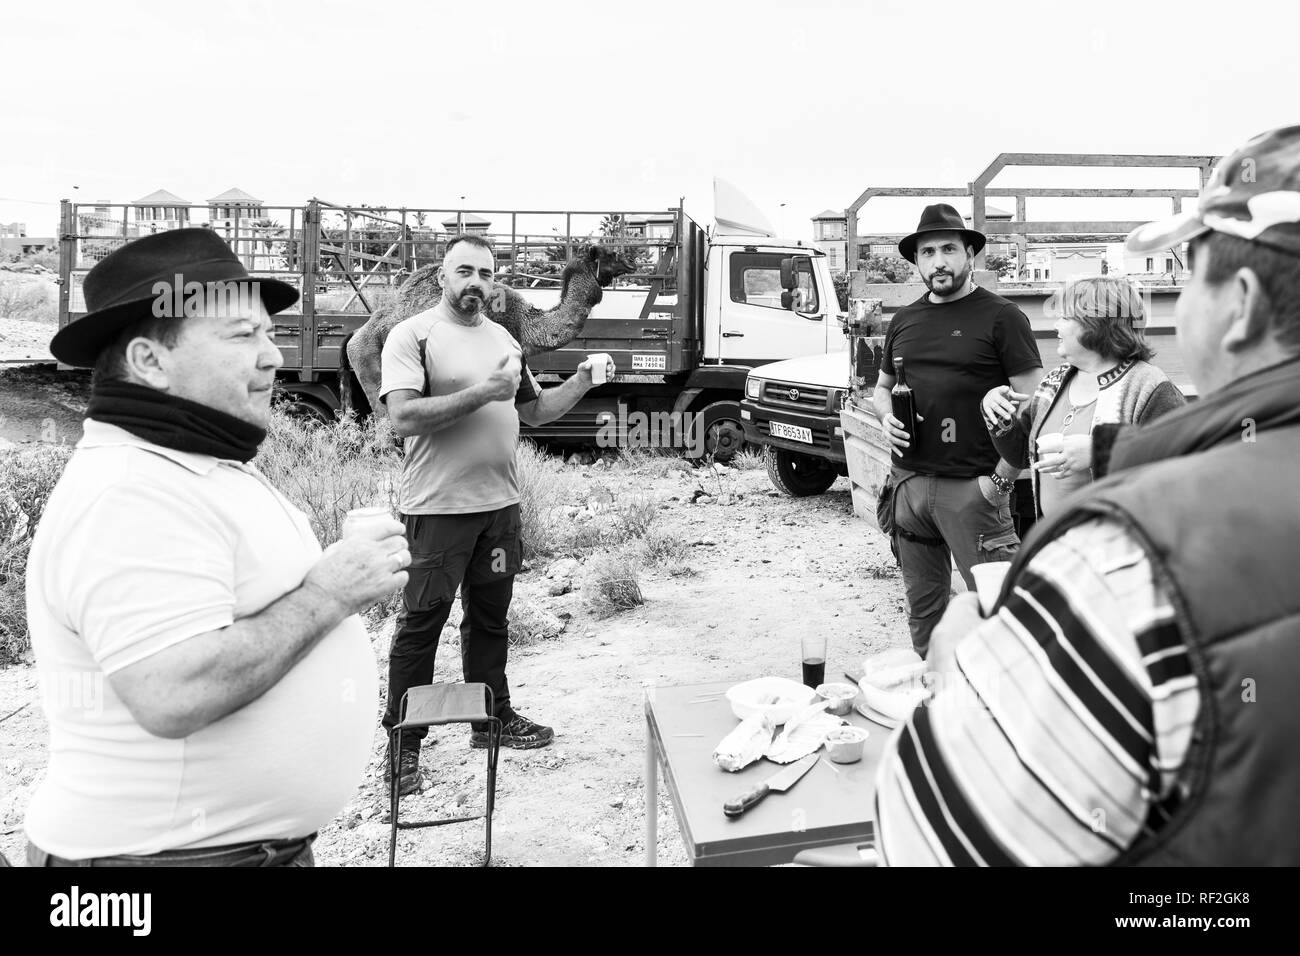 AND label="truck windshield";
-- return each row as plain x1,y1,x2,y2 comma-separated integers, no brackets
729,252,818,313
